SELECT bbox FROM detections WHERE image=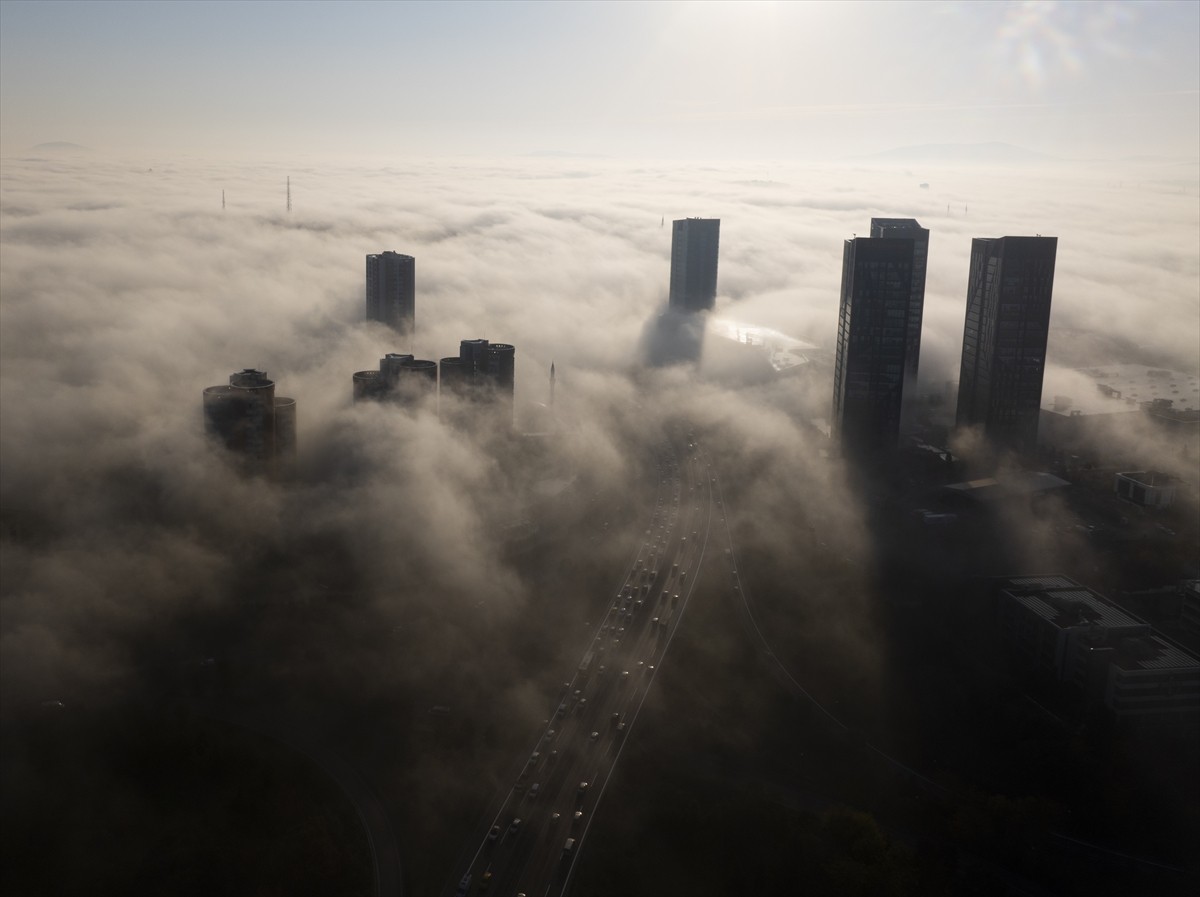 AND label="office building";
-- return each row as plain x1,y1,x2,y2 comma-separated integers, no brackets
668,218,720,312
351,352,435,407
366,251,416,333
438,338,517,426
956,236,1057,453
831,237,915,456
203,368,296,472
870,218,929,408
995,576,1199,724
